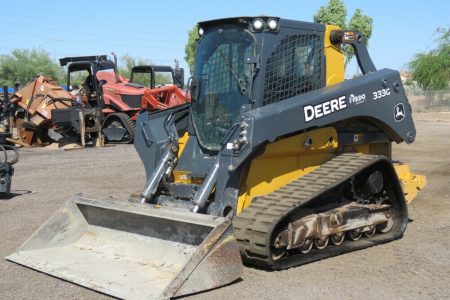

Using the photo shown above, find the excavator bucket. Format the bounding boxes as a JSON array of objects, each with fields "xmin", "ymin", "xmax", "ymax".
[{"xmin": 6, "ymin": 195, "xmax": 243, "ymax": 299}]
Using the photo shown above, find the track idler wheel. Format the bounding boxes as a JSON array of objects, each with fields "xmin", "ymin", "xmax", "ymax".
[
  {"xmin": 314, "ymin": 236, "xmax": 329, "ymax": 250},
  {"xmin": 271, "ymin": 247, "xmax": 286, "ymax": 261},
  {"xmin": 377, "ymin": 199, "xmax": 395, "ymax": 233},
  {"xmin": 330, "ymin": 233, "xmax": 345, "ymax": 246},
  {"xmin": 364, "ymin": 226, "xmax": 377, "ymax": 238},
  {"xmin": 300, "ymin": 240, "xmax": 313, "ymax": 254},
  {"xmin": 347, "ymin": 229, "xmax": 363, "ymax": 241}
]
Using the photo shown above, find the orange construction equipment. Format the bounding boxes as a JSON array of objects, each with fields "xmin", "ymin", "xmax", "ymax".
[{"xmin": 6, "ymin": 55, "xmax": 190, "ymax": 146}]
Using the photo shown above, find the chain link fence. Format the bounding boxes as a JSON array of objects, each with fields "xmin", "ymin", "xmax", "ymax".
[{"xmin": 405, "ymin": 86, "xmax": 450, "ymax": 112}]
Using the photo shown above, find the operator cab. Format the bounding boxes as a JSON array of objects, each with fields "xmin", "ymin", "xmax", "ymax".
[
  {"xmin": 191, "ymin": 17, "xmax": 325, "ymax": 151},
  {"xmin": 66, "ymin": 63, "xmax": 97, "ymax": 106},
  {"xmin": 130, "ymin": 65, "xmax": 185, "ymax": 89},
  {"xmin": 60, "ymin": 55, "xmax": 115, "ymax": 108}
]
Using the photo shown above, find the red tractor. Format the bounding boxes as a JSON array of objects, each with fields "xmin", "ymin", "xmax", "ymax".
[
  {"xmin": 129, "ymin": 63, "xmax": 189, "ymax": 112},
  {"xmin": 58, "ymin": 54, "xmax": 188, "ymax": 143}
]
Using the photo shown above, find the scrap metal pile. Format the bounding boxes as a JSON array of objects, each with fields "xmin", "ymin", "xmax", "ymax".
[{"xmin": 8, "ymin": 75, "xmax": 74, "ymax": 146}]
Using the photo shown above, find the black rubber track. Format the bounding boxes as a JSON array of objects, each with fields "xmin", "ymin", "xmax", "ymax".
[
  {"xmin": 233, "ymin": 153, "xmax": 408, "ymax": 270},
  {"xmin": 103, "ymin": 112, "xmax": 135, "ymax": 143}
]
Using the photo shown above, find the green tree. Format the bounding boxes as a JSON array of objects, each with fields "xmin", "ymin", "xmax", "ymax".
[
  {"xmin": 118, "ymin": 54, "xmax": 172, "ymax": 86},
  {"xmin": 118, "ymin": 54, "xmax": 150, "ymax": 78},
  {"xmin": 313, "ymin": 0, "xmax": 347, "ymax": 29},
  {"xmin": 0, "ymin": 48, "xmax": 63, "ymax": 86},
  {"xmin": 314, "ymin": 0, "xmax": 373, "ymax": 64},
  {"xmin": 184, "ymin": 25, "xmax": 199, "ymax": 74},
  {"xmin": 409, "ymin": 28, "xmax": 450, "ymax": 90},
  {"xmin": 347, "ymin": 9, "xmax": 373, "ymax": 62}
]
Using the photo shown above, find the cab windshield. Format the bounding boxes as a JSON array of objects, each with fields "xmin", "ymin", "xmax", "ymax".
[{"xmin": 192, "ymin": 24, "xmax": 254, "ymax": 151}]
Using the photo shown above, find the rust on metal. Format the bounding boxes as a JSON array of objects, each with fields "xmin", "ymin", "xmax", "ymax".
[{"xmin": 275, "ymin": 202, "xmax": 392, "ymax": 250}]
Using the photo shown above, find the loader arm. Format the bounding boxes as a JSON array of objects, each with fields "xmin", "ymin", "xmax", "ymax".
[
  {"xmin": 236, "ymin": 69, "xmax": 415, "ymax": 156},
  {"xmin": 330, "ymin": 30, "xmax": 377, "ymax": 74}
]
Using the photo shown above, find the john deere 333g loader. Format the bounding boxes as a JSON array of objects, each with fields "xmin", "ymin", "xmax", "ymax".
[{"xmin": 7, "ymin": 17, "xmax": 426, "ymax": 299}]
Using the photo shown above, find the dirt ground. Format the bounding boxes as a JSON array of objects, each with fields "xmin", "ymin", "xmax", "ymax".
[{"xmin": 1, "ymin": 112, "xmax": 449, "ymax": 299}]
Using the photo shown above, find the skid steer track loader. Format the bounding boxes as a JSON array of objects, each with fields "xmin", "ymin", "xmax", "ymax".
[{"xmin": 7, "ymin": 17, "xmax": 426, "ymax": 299}]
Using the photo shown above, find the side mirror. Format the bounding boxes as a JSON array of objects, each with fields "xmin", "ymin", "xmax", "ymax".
[
  {"xmin": 97, "ymin": 80, "xmax": 107, "ymax": 91},
  {"xmin": 174, "ymin": 67, "xmax": 185, "ymax": 89}
]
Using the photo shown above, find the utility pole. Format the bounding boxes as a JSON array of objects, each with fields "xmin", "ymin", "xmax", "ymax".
[{"xmin": 39, "ymin": 35, "xmax": 63, "ymax": 61}]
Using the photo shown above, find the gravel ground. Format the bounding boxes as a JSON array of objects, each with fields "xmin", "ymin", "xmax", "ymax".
[{"xmin": 1, "ymin": 112, "xmax": 449, "ymax": 299}]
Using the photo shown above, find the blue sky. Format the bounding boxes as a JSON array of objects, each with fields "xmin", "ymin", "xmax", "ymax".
[{"xmin": 1, "ymin": 0, "xmax": 449, "ymax": 77}]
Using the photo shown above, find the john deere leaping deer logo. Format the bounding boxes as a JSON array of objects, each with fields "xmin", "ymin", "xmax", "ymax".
[{"xmin": 394, "ymin": 103, "xmax": 405, "ymax": 122}]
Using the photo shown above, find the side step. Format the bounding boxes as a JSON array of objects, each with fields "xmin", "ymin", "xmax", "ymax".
[{"xmin": 6, "ymin": 195, "xmax": 242, "ymax": 299}]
